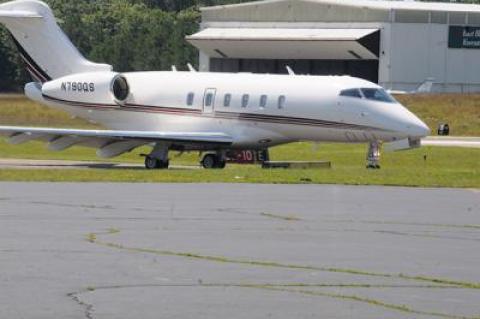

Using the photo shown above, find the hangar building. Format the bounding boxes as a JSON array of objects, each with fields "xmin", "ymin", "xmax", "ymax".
[{"xmin": 187, "ymin": 0, "xmax": 480, "ymax": 93}]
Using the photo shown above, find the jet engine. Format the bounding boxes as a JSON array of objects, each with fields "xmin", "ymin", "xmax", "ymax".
[{"xmin": 41, "ymin": 72, "xmax": 130, "ymax": 106}]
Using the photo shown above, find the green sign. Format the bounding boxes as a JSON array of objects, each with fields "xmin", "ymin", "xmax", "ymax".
[{"xmin": 449, "ymin": 26, "xmax": 480, "ymax": 49}]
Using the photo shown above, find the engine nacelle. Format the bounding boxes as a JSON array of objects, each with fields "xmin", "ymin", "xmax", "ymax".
[{"xmin": 41, "ymin": 72, "xmax": 130, "ymax": 106}]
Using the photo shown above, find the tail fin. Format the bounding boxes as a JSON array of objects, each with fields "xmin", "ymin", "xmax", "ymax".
[
  {"xmin": 415, "ymin": 78, "xmax": 435, "ymax": 94},
  {"xmin": 0, "ymin": 0, "xmax": 111, "ymax": 83}
]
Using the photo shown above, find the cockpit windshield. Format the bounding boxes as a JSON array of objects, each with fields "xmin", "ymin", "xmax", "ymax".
[
  {"xmin": 339, "ymin": 88, "xmax": 397, "ymax": 103},
  {"xmin": 360, "ymin": 88, "xmax": 396, "ymax": 103}
]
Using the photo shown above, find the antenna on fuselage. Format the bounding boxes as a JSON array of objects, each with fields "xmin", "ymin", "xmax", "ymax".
[
  {"xmin": 286, "ymin": 65, "xmax": 295, "ymax": 76},
  {"xmin": 171, "ymin": 65, "xmax": 178, "ymax": 72},
  {"xmin": 187, "ymin": 63, "xmax": 197, "ymax": 72}
]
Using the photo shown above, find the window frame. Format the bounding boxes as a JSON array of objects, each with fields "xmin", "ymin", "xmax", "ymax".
[
  {"xmin": 360, "ymin": 88, "xmax": 396, "ymax": 103},
  {"xmin": 205, "ymin": 92, "xmax": 214, "ymax": 107},
  {"xmin": 339, "ymin": 88, "xmax": 363, "ymax": 99},
  {"xmin": 259, "ymin": 95, "xmax": 268, "ymax": 109},
  {"xmin": 278, "ymin": 95, "xmax": 286, "ymax": 109},
  {"xmin": 186, "ymin": 92, "xmax": 195, "ymax": 106},
  {"xmin": 241, "ymin": 94, "xmax": 250, "ymax": 108},
  {"xmin": 224, "ymin": 93, "xmax": 232, "ymax": 107}
]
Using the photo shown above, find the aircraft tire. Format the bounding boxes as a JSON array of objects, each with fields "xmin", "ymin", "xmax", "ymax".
[
  {"xmin": 145, "ymin": 156, "xmax": 158, "ymax": 170},
  {"xmin": 201, "ymin": 154, "xmax": 217, "ymax": 169},
  {"xmin": 216, "ymin": 160, "xmax": 226, "ymax": 169},
  {"xmin": 145, "ymin": 156, "xmax": 169, "ymax": 170},
  {"xmin": 156, "ymin": 160, "xmax": 169, "ymax": 169}
]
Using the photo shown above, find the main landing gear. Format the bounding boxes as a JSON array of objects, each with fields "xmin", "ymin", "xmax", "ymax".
[
  {"xmin": 201, "ymin": 152, "xmax": 226, "ymax": 169},
  {"xmin": 144, "ymin": 143, "xmax": 169, "ymax": 170},
  {"xmin": 366, "ymin": 141, "xmax": 381, "ymax": 169}
]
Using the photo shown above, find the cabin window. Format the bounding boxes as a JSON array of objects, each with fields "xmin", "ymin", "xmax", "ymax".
[
  {"xmin": 205, "ymin": 93, "xmax": 214, "ymax": 107},
  {"xmin": 224, "ymin": 94, "xmax": 231, "ymax": 107},
  {"xmin": 339, "ymin": 89, "xmax": 362, "ymax": 98},
  {"xmin": 242, "ymin": 94, "xmax": 249, "ymax": 108},
  {"xmin": 186, "ymin": 92, "xmax": 195, "ymax": 106},
  {"xmin": 278, "ymin": 95, "xmax": 286, "ymax": 109},
  {"xmin": 260, "ymin": 95, "xmax": 268, "ymax": 108}
]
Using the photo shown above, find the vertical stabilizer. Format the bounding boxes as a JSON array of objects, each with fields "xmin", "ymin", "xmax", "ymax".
[
  {"xmin": 415, "ymin": 78, "xmax": 435, "ymax": 94},
  {"xmin": 0, "ymin": 0, "xmax": 112, "ymax": 82}
]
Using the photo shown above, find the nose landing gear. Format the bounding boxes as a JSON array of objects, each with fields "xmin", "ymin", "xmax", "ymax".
[{"xmin": 366, "ymin": 141, "xmax": 381, "ymax": 169}]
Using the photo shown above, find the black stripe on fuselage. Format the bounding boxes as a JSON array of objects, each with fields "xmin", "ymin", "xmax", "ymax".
[
  {"xmin": 41, "ymin": 94, "xmax": 384, "ymax": 131},
  {"xmin": 9, "ymin": 33, "xmax": 52, "ymax": 83}
]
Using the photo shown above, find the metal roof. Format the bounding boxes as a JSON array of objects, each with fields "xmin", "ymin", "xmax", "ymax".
[
  {"xmin": 187, "ymin": 28, "xmax": 378, "ymax": 41},
  {"xmin": 187, "ymin": 28, "xmax": 380, "ymax": 60},
  {"xmin": 201, "ymin": 0, "xmax": 480, "ymax": 14}
]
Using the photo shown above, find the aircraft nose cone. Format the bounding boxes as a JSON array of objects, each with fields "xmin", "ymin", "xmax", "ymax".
[{"xmin": 407, "ymin": 118, "xmax": 430, "ymax": 138}]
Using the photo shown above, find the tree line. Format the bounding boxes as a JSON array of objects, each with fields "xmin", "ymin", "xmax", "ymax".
[
  {"xmin": 0, "ymin": 0, "xmax": 253, "ymax": 92},
  {"xmin": 0, "ymin": 0, "xmax": 479, "ymax": 91}
]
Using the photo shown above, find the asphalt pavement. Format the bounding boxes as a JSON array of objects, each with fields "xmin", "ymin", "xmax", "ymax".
[{"xmin": 0, "ymin": 183, "xmax": 479, "ymax": 319}]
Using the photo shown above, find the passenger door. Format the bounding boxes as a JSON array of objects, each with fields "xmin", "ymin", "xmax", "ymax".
[{"xmin": 203, "ymin": 88, "xmax": 216, "ymax": 114}]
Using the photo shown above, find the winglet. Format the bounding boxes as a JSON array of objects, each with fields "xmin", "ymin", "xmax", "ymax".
[
  {"xmin": 415, "ymin": 78, "xmax": 435, "ymax": 93},
  {"xmin": 187, "ymin": 63, "xmax": 197, "ymax": 72},
  {"xmin": 171, "ymin": 65, "xmax": 178, "ymax": 72},
  {"xmin": 286, "ymin": 66, "xmax": 295, "ymax": 76}
]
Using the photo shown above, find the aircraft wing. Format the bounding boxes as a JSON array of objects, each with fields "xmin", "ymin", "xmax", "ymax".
[
  {"xmin": 388, "ymin": 90, "xmax": 407, "ymax": 95},
  {"xmin": 0, "ymin": 126, "xmax": 233, "ymax": 158}
]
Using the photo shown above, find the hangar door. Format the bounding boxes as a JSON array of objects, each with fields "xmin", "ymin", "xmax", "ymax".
[{"xmin": 187, "ymin": 28, "xmax": 380, "ymax": 83}]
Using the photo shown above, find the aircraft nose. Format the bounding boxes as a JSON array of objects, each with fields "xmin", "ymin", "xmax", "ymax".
[{"xmin": 406, "ymin": 116, "xmax": 430, "ymax": 138}]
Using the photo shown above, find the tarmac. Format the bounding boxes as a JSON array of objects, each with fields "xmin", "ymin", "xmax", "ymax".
[
  {"xmin": 0, "ymin": 183, "xmax": 479, "ymax": 319},
  {"xmin": 0, "ymin": 158, "xmax": 198, "ymax": 170},
  {"xmin": 422, "ymin": 136, "xmax": 480, "ymax": 148}
]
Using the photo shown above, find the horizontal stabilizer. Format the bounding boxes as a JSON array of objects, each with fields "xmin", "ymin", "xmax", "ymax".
[{"xmin": 0, "ymin": 0, "xmax": 112, "ymax": 82}]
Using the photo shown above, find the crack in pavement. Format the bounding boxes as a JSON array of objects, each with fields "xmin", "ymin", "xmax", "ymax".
[
  {"xmin": 7, "ymin": 200, "xmax": 116, "ymax": 211},
  {"xmin": 87, "ymin": 229, "xmax": 480, "ymax": 289},
  {"xmin": 80, "ymin": 228, "xmax": 480, "ymax": 319},
  {"xmin": 67, "ymin": 282, "xmax": 477, "ymax": 319},
  {"xmin": 324, "ymin": 219, "xmax": 480, "ymax": 230},
  {"xmin": 252, "ymin": 285, "xmax": 480, "ymax": 319},
  {"xmin": 67, "ymin": 290, "xmax": 95, "ymax": 319}
]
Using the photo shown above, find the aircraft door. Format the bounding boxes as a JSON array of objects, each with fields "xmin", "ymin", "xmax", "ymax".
[{"xmin": 203, "ymin": 88, "xmax": 216, "ymax": 113}]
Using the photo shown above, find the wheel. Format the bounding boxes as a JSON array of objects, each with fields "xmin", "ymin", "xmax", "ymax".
[
  {"xmin": 158, "ymin": 160, "xmax": 169, "ymax": 169},
  {"xmin": 145, "ymin": 156, "xmax": 158, "ymax": 170},
  {"xmin": 201, "ymin": 154, "xmax": 217, "ymax": 169},
  {"xmin": 145, "ymin": 157, "xmax": 169, "ymax": 170},
  {"xmin": 216, "ymin": 160, "xmax": 226, "ymax": 169}
]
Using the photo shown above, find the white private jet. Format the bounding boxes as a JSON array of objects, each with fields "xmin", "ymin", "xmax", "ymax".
[{"xmin": 0, "ymin": 0, "xmax": 430, "ymax": 169}]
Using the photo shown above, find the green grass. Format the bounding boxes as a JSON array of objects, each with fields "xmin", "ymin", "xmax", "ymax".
[
  {"xmin": 395, "ymin": 94, "xmax": 480, "ymax": 136},
  {"xmin": 0, "ymin": 143, "xmax": 478, "ymax": 187},
  {"xmin": 0, "ymin": 95, "xmax": 479, "ymax": 187},
  {"xmin": 0, "ymin": 95, "xmax": 99, "ymax": 128}
]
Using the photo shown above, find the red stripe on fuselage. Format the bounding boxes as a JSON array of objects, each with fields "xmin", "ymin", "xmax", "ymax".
[{"xmin": 41, "ymin": 94, "xmax": 382, "ymax": 131}]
